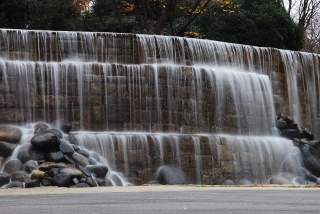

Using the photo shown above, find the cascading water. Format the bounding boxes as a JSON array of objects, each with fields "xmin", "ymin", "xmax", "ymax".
[{"xmin": 0, "ymin": 29, "xmax": 319, "ymax": 186}]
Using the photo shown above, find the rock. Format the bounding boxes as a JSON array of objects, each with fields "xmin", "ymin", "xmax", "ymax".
[
  {"xmin": 31, "ymin": 130, "xmax": 61, "ymax": 152},
  {"xmin": 279, "ymin": 172, "xmax": 295, "ymax": 181},
  {"xmin": 77, "ymin": 165, "xmax": 92, "ymax": 177},
  {"xmin": 25, "ymin": 179, "xmax": 41, "ymax": 188},
  {"xmin": 59, "ymin": 140, "xmax": 74, "ymax": 155},
  {"xmin": 30, "ymin": 170, "xmax": 46, "ymax": 180},
  {"xmin": 53, "ymin": 173, "xmax": 71, "ymax": 187},
  {"xmin": 276, "ymin": 118, "xmax": 288, "ymax": 130},
  {"xmin": 156, "ymin": 166, "xmax": 187, "ymax": 185},
  {"xmin": 41, "ymin": 176, "xmax": 52, "ymax": 186},
  {"xmin": 280, "ymin": 129, "xmax": 300, "ymax": 140},
  {"xmin": 47, "ymin": 129, "xmax": 63, "ymax": 139},
  {"xmin": 17, "ymin": 143, "xmax": 32, "ymax": 163},
  {"xmin": 71, "ymin": 144, "xmax": 80, "ymax": 151},
  {"xmin": 34, "ymin": 123, "xmax": 49, "ymax": 134},
  {"xmin": 0, "ymin": 141, "xmax": 17, "ymax": 158},
  {"xmin": 220, "ymin": 179, "xmax": 235, "ymax": 185},
  {"xmin": 70, "ymin": 183, "xmax": 90, "ymax": 188},
  {"xmin": 86, "ymin": 177, "xmax": 98, "ymax": 187},
  {"xmin": 269, "ymin": 176, "xmax": 292, "ymax": 185},
  {"xmin": 288, "ymin": 122, "xmax": 298, "ymax": 130},
  {"xmin": 301, "ymin": 127, "xmax": 314, "ymax": 140},
  {"xmin": 71, "ymin": 152, "xmax": 89, "ymax": 167},
  {"xmin": 3, "ymin": 159, "xmax": 23, "ymax": 174},
  {"xmin": 46, "ymin": 168, "xmax": 60, "ymax": 178},
  {"xmin": 299, "ymin": 144, "xmax": 320, "ymax": 177},
  {"xmin": 68, "ymin": 134, "xmax": 77, "ymax": 144},
  {"xmin": 38, "ymin": 162, "xmax": 67, "ymax": 171},
  {"xmin": 23, "ymin": 160, "xmax": 38, "ymax": 173},
  {"xmin": 60, "ymin": 167, "xmax": 83, "ymax": 178},
  {"xmin": 0, "ymin": 172, "xmax": 10, "ymax": 187},
  {"xmin": 72, "ymin": 178, "xmax": 79, "ymax": 185},
  {"xmin": 237, "ymin": 179, "xmax": 252, "ymax": 185},
  {"xmin": 77, "ymin": 149, "xmax": 90, "ymax": 158},
  {"xmin": 6, "ymin": 181, "xmax": 24, "ymax": 188},
  {"xmin": 86, "ymin": 165, "xmax": 108, "ymax": 178},
  {"xmin": 47, "ymin": 151, "xmax": 64, "ymax": 162},
  {"xmin": 52, "ymin": 120, "xmax": 72, "ymax": 134},
  {"xmin": 0, "ymin": 125, "xmax": 22, "ymax": 143},
  {"xmin": 293, "ymin": 177, "xmax": 305, "ymax": 185},
  {"xmin": 277, "ymin": 113, "xmax": 287, "ymax": 121},
  {"xmin": 88, "ymin": 157, "xmax": 98, "ymax": 165},
  {"xmin": 90, "ymin": 152, "xmax": 101, "ymax": 162},
  {"xmin": 10, "ymin": 171, "xmax": 29, "ymax": 182},
  {"xmin": 96, "ymin": 178, "xmax": 113, "ymax": 187}
]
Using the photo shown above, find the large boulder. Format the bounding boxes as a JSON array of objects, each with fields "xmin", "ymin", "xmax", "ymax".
[
  {"xmin": 46, "ymin": 129, "xmax": 63, "ymax": 139},
  {"xmin": 30, "ymin": 170, "xmax": 46, "ymax": 180},
  {"xmin": 6, "ymin": 181, "xmax": 24, "ymax": 188},
  {"xmin": 47, "ymin": 151, "xmax": 64, "ymax": 162},
  {"xmin": 71, "ymin": 152, "xmax": 89, "ymax": 167},
  {"xmin": 3, "ymin": 159, "xmax": 23, "ymax": 174},
  {"xmin": 0, "ymin": 141, "xmax": 18, "ymax": 158},
  {"xmin": 156, "ymin": 166, "xmax": 187, "ymax": 185},
  {"xmin": 53, "ymin": 173, "xmax": 71, "ymax": 187},
  {"xmin": 86, "ymin": 165, "xmax": 108, "ymax": 178},
  {"xmin": 31, "ymin": 130, "xmax": 61, "ymax": 152},
  {"xmin": 25, "ymin": 179, "xmax": 41, "ymax": 188},
  {"xmin": 280, "ymin": 129, "xmax": 300, "ymax": 140},
  {"xmin": 0, "ymin": 126, "xmax": 22, "ymax": 143},
  {"xmin": 269, "ymin": 176, "xmax": 292, "ymax": 185},
  {"xmin": 38, "ymin": 162, "xmax": 67, "ymax": 171},
  {"xmin": 68, "ymin": 134, "xmax": 77, "ymax": 144},
  {"xmin": 10, "ymin": 171, "xmax": 29, "ymax": 182},
  {"xmin": 17, "ymin": 143, "xmax": 46, "ymax": 163}
]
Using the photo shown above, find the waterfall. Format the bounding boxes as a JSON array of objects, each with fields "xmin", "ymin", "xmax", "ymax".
[{"xmin": 0, "ymin": 29, "xmax": 319, "ymax": 185}]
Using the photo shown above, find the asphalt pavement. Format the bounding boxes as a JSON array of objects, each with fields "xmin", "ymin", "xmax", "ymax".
[{"xmin": 0, "ymin": 186, "xmax": 319, "ymax": 213}]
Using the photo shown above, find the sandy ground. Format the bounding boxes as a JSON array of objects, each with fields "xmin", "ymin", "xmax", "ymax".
[{"xmin": 0, "ymin": 185, "xmax": 319, "ymax": 196}]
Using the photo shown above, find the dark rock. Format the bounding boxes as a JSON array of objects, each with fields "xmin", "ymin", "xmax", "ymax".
[
  {"xmin": 77, "ymin": 165, "xmax": 92, "ymax": 177},
  {"xmin": 17, "ymin": 143, "xmax": 32, "ymax": 163},
  {"xmin": 3, "ymin": 159, "xmax": 23, "ymax": 174},
  {"xmin": 46, "ymin": 168, "xmax": 60, "ymax": 178},
  {"xmin": 72, "ymin": 178, "xmax": 79, "ymax": 185},
  {"xmin": 156, "ymin": 165, "xmax": 187, "ymax": 185},
  {"xmin": 276, "ymin": 119, "xmax": 288, "ymax": 130},
  {"xmin": 53, "ymin": 173, "xmax": 71, "ymax": 187},
  {"xmin": 280, "ymin": 129, "xmax": 300, "ymax": 140},
  {"xmin": 288, "ymin": 122, "xmax": 298, "ymax": 130},
  {"xmin": 0, "ymin": 125, "xmax": 22, "ymax": 143},
  {"xmin": 78, "ymin": 149, "xmax": 90, "ymax": 158},
  {"xmin": 23, "ymin": 160, "xmax": 38, "ymax": 173},
  {"xmin": 47, "ymin": 151, "xmax": 64, "ymax": 162},
  {"xmin": 80, "ymin": 178, "xmax": 87, "ymax": 183},
  {"xmin": 86, "ymin": 177, "xmax": 98, "ymax": 187},
  {"xmin": 6, "ymin": 181, "xmax": 24, "ymax": 188},
  {"xmin": 71, "ymin": 152, "xmax": 89, "ymax": 167},
  {"xmin": 52, "ymin": 120, "xmax": 72, "ymax": 134},
  {"xmin": 88, "ymin": 157, "xmax": 98, "ymax": 165},
  {"xmin": 34, "ymin": 123, "xmax": 49, "ymax": 134},
  {"xmin": 41, "ymin": 176, "xmax": 52, "ymax": 186},
  {"xmin": 63, "ymin": 155, "xmax": 76, "ymax": 165},
  {"xmin": 47, "ymin": 129, "xmax": 63, "ymax": 139},
  {"xmin": 0, "ymin": 141, "xmax": 17, "ymax": 158},
  {"xmin": 284, "ymin": 116, "xmax": 294, "ymax": 124},
  {"xmin": 269, "ymin": 176, "xmax": 292, "ymax": 185},
  {"xmin": 96, "ymin": 178, "xmax": 113, "ymax": 187},
  {"xmin": 60, "ymin": 167, "xmax": 83, "ymax": 178},
  {"xmin": 71, "ymin": 144, "xmax": 80, "ymax": 151},
  {"xmin": 25, "ymin": 179, "xmax": 41, "ymax": 188},
  {"xmin": 301, "ymin": 127, "xmax": 314, "ymax": 140},
  {"xmin": 0, "ymin": 172, "xmax": 10, "ymax": 187},
  {"xmin": 86, "ymin": 165, "xmax": 108, "ymax": 178},
  {"xmin": 10, "ymin": 171, "xmax": 29, "ymax": 182},
  {"xmin": 90, "ymin": 152, "xmax": 101, "ymax": 162},
  {"xmin": 299, "ymin": 144, "xmax": 320, "ymax": 177},
  {"xmin": 70, "ymin": 183, "xmax": 90, "ymax": 188},
  {"xmin": 68, "ymin": 134, "xmax": 77, "ymax": 144},
  {"xmin": 277, "ymin": 113, "xmax": 287, "ymax": 120},
  {"xmin": 31, "ymin": 130, "xmax": 61, "ymax": 152},
  {"xmin": 59, "ymin": 140, "xmax": 74, "ymax": 155}
]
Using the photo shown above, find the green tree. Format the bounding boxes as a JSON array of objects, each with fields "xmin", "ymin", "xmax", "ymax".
[
  {"xmin": 0, "ymin": 0, "xmax": 28, "ymax": 29},
  {"xmin": 194, "ymin": 0, "xmax": 303, "ymax": 50}
]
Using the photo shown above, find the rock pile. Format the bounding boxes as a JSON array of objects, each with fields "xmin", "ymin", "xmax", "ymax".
[{"xmin": 0, "ymin": 121, "xmax": 111, "ymax": 188}]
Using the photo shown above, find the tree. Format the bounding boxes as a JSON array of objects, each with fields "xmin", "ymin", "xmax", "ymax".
[
  {"xmin": 194, "ymin": 0, "xmax": 303, "ymax": 50},
  {"xmin": 0, "ymin": 0, "xmax": 28, "ymax": 29}
]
